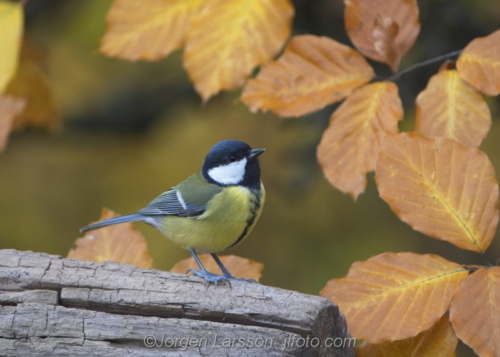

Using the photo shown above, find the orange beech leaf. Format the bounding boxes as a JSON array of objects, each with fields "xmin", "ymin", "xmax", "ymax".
[
  {"xmin": 5, "ymin": 59, "xmax": 59, "ymax": 131},
  {"xmin": 371, "ymin": 16, "xmax": 400, "ymax": 73},
  {"xmin": 457, "ymin": 30, "xmax": 500, "ymax": 96},
  {"xmin": 357, "ymin": 315, "xmax": 458, "ymax": 357},
  {"xmin": 100, "ymin": 0, "xmax": 205, "ymax": 61},
  {"xmin": 242, "ymin": 35, "xmax": 374, "ymax": 117},
  {"xmin": 450, "ymin": 267, "xmax": 500, "ymax": 357},
  {"xmin": 68, "ymin": 208, "xmax": 154, "ymax": 269},
  {"xmin": 317, "ymin": 81, "xmax": 402, "ymax": 200},
  {"xmin": 439, "ymin": 60, "xmax": 456, "ymax": 72},
  {"xmin": 0, "ymin": 95, "xmax": 25, "ymax": 152},
  {"xmin": 415, "ymin": 69, "xmax": 490, "ymax": 147},
  {"xmin": 320, "ymin": 252, "xmax": 468, "ymax": 343},
  {"xmin": 0, "ymin": 0, "xmax": 23, "ymax": 91},
  {"xmin": 184, "ymin": 0, "xmax": 294, "ymax": 101},
  {"xmin": 171, "ymin": 255, "xmax": 263, "ymax": 282},
  {"xmin": 376, "ymin": 133, "xmax": 499, "ymax": 252},
  {"xmin": 345, "ymin": 0, "xmax": 420, "ymax": 72}
]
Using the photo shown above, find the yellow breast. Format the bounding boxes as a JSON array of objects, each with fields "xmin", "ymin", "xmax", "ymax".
[{"xmin": 158, "ymin": 183, "xmax": 265, "ymax": 253}]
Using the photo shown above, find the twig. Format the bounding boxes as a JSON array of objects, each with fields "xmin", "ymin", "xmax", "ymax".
[
  {"xmin": 480, "ymin": 252, "xmax": 493, "ymax": 267},
  {"xmin": 386, "ymin": 50, "xmax": 462, "ymax": 82}
]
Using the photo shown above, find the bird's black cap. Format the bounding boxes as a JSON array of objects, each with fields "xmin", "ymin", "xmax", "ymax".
[{"xmin": 202, "ymin": 140, "xmax": 264, "ymax": 190}]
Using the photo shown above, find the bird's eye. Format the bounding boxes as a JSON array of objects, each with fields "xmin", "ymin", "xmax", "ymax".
[{"xmin": 228, "ymin": 156, "xmax": 237, "ymax": 162}]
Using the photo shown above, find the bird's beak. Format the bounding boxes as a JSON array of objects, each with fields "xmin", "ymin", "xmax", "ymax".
[{"xmin": 248, "ymin": 148, "xmax": 265, "ymax": 159}]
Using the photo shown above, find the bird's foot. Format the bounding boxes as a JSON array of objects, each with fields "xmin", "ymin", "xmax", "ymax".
[
  {"xmin": 224, "ymin": 275, "xmax": 256, "ymax": 283},
  {"xmin": 187, "ymin": 269, "xmax": 230, "ymax": 285}
]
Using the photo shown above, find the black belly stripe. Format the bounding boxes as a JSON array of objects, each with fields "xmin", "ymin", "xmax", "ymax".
[{"xmin": 227, "ymin": 189, "xmax": 261, "ymax": 249}]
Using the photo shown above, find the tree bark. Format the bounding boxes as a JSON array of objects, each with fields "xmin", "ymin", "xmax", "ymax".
[{"xmin": 0, "ymin": 249, "xmax": 355, "ymax": 356}]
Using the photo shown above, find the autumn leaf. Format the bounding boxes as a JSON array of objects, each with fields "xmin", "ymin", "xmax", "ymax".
[
  {"xmin": 0, "ymin": 0, "xmax": 23, "ymax": 92},
  {"xmin": 344, "ymin": 0, "xmax": 420, "ymax": 72},
  {"xmin": 376, "ymin": 133, "xmax": 499, "ymax": 252},
  {"xmin": 0, "ymin": 95, "xmax": 25, "ymax": 151},
  {"xmin": 371, "ymin": 16, "xmax": 400, "ymax": 72},
  {"xmin": 68, "ymin": 208, "xmax": 154, "ymax": 269},
  {"xmin": 5, "ymin": 59, "xmax": 58, "ymax": 131},
  {"xmin": 184, "ymin": 0, "xmax": 294, "ymax": 101},
  {"xmin": 457, "ymin": 29, "xmax": 500, "ymax": 96},
  {"xmin": 357, "ymin": 315, "xmax": 458, "ymax": 357},
  {"xmin": 242, "ymin": 35, "xmax": 374, "ymax": 117},
  {"xmin": 100, "ymin": 0, "xmax": 205, "ymax": 61},
  {"xmin": 320, "ymin": 252, "xmax": 468, "ymax": 343},
  {"xmin": 317, "ymin": 81, "xmax": 402, "ymax": 199},
  {"xmin": 450, "ymin": 267, "xmax": 500, "ymax": 357},
  {"xmin": 415, "ymin": 69, "xmax": 491, "ymax": 147},
  {"xmin": 171, "ymin": 254, "xmax": 263, "ymax": 282}
]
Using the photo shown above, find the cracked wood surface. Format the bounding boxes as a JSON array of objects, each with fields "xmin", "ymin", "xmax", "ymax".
[{"xmin": 0, "ymin": 250, "xmax": 355, "ymax": 356}]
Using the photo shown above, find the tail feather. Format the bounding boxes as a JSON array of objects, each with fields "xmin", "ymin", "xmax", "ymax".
[{"xmin": 79, "ymin": 214, "xmax": 144, "ymax": 233}]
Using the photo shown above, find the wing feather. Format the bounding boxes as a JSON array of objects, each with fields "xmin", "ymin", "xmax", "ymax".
[{"xmin": 137, "ymin": 189, "xmax": 205, "ymax": 217}]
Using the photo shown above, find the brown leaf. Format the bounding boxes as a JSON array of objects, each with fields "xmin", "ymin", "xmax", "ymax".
[
  {"xmin": 68, "ymin": 208, "xmax": 154, "ymax": 269},
  {"xmin": 242, "ymin": 35, "xmax": 374, "ymax": 117},
  {"xmin": 457, "ymin": 29, "xmax": 500, "ymax": 96},
  {"xmin": 184, "ymin": 0, "xmax": 294, "ymax": 101},
  {"xmin": 450, "ymin": 267, "xmax": 500, "ymax": 357},
  {"xmin": 0, "ymin": 95, "xmax": 26, "ymax": 152},
  {"xmin": 357, "ymin": 315, "xmax": 458, "ymax": 357},
  {"xmin": 415, "ymin": 69, "xmax": 491, "ymax": 147},
  {"xmin": 345, "ymin": 0, "xmax": 420, "ymax": 72},
  {"xmin": 372, "ymin": 16, "xmax": 400, "ymax": 72},
  {"xmin": 439, "ymin": 60, "xmax": 456, "ymax": 72},
  {"xmin": 376, "ymin": 133, "xmax": 499, "ymax": 253},
  {"xmin": 100, "ymin": 0, "xmax": 205, "ymax": 61},
  {"xmin": 5, "ymin": 59, "xmax": 59, "ymax": 131},
  {"xmin": 317, "ymin": 81, "xmax": 402, "ymax": 199},
  {"xmin": 320, "ymin": 252, "xmax": 468, "ymax": 343},
  {"xmin": 0, "ymin": 0, "xmax": 23, "ymax": 91},
  {"xmin": 171, "ymin": 254, "xmax": 263, "ymax": 282}
]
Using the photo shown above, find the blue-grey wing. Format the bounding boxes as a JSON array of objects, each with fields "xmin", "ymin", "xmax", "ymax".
[{"xmin": 137, "ymin": 189, "xmax": 205, "ymax": 217}]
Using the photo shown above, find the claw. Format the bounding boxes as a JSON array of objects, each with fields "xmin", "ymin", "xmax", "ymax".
[
  {"xmin": 187, "ymin": 269, "xmax": 230, "ymax": 285},
  {"xmin": 238, "ymin": 278, "xmax": 257, "ymax": 283},
  {"xmin": 223, "ymin": 275, "xmax": 256, "ymax": 283}
]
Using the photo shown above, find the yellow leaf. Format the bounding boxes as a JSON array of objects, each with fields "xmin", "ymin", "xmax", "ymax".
[
  {"xmin": 171, "ymin": 255, "xmax": 263, "ymax": 282},
  {"xmin": 5, "ymin": 59, "xmax": 58, "ymax": 131},
  {"xmin": 317, "ymin": 82, "xmax": 402, "ymax": 199},
  {"xmin": 376, "ymin": 133, "xmax": 499, "ymax": 252},
  {"xmin": 0, "ymin": 94, "xmax": 25, "ymax": 152},
  {"xmin": 450, "ymin": 267, "xmax": 500, "ymax": 357},
  {"xmin": 184, "ymin": 0, "xmax": 294, "ymax": 101},
  {"xmin": 415, "ymin": 69, "xmax": 491, "ymax": 147},
  {"xmin": 100, "ymin": 0, "xmax": 205, "ymax": 61},
  {"xmin": 320, "ymin": 252, "xmax": 468, "ymax": 343},
  {"xmin": 68, "ymin": 208, "xmax": 154, "ymax": 269},
  {"xmin": 457, "ymin": 29, "xmax": 500, "ymax": 96},
  {"xmin": 345, "ymin": 0, "xmax": 420, "ymax": 72},
  {"xmin": 242, "ymin": 35, "xmax": 374, "ymax": 117},
  {"xmin": 0, "ymin": 0, "xmax": 23, "ymax": 92},
  {"xmin": 357, "ymin": 315, "xmax": 458, "ymax": 357}
]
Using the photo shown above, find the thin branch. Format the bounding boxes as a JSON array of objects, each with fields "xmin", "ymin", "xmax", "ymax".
[
  {"xmin": 385, "ymin": 50, "xmax": 462, "ymax": 82},
  {"xmin": 480, "ymin": 252, "xmax": 493, "ymax": 267}
]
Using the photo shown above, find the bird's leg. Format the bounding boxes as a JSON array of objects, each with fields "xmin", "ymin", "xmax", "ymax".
[
  {"xmin": 211, "ymin": 254, "xmax": 256, "ymax": 283},
  {"xmin": 186, "ymin": 249, "xmax": 229, "ymax": 285}
]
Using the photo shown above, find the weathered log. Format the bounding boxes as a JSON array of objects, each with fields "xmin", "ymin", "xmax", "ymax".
[{"xmin": 0, "ymin": 249, "xmax": 355, "ymax": 356}]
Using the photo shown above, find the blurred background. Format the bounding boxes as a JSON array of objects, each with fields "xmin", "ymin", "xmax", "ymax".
[{"xmin": 1, "ymin": 0, "xmax": 499, "ymax": 314}]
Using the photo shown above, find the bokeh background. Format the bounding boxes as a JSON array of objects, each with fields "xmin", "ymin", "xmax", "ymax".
[{"xmin": 1, "ymin": 0, "xmax": 499, "ymax": 325}]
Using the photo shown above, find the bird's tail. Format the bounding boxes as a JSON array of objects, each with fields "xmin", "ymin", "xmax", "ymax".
[{"xmin": 79, "ymin": 214, "xmax": 144, "ymax": 233}]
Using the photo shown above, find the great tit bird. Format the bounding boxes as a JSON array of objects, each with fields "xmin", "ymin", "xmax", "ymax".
[{"xmin": 80, "ymin": 140, "xmax": 265, "ymax": 284}]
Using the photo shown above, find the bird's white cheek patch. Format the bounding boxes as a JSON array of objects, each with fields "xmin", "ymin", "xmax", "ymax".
[{"xmin": 208, "ymin": 158, "xmax": 247, "ymax": 185}]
